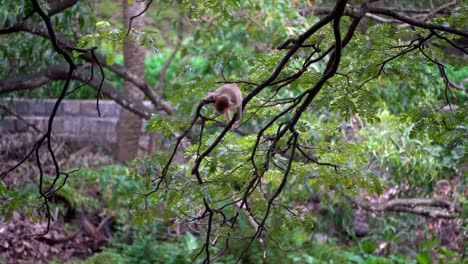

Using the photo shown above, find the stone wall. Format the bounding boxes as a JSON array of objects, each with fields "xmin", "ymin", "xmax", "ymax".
[{"xmin": 0, "ymin": 99, "xmax": 154, "ymax": 152}]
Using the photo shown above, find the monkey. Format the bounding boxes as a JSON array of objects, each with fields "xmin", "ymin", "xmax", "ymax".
[{"xmin": 202, "ymin": 83, "xmax": 243, "ymax": 123}]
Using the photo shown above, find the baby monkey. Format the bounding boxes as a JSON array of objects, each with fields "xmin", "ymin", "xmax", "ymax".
[{"xmin": 202, "ymin": 83, "xmax": 243, "ymax": 123}]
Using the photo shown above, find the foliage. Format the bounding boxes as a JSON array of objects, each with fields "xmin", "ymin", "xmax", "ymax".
[
  {"xmin": 85, "ymin": 222, "xmax": 191, "ymax": 264},
  {"xmin": 85, "ymin": 220, "xmax": 413, "ymax": 264},
  {"xmin": 361, "ymin": 110, "xmax": 463, "ymax": 190},
  {"xmin": 1, "ymin": 0, "xmax": 467, "ymax": 263},
  {"xmin": 139, "ymin": 2, "xmax": 466, "ymax": 261},
  {"xmin": 0, "ymin": 181, "xmax": 41, "ymax": 223},
  {"xmin": 58, "ymin": 165, "xmax": 139, "ymax": 210},
  {"xmin": 3, "ymin": 50, "xmax": 214, "ymax": 100},
  {"xmin": 0, "ymin": 1, "xmax": 96, "ymax": 76}
]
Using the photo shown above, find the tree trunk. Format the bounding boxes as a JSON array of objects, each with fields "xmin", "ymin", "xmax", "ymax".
[{"xmin": 115, "ymin": 1, "xmax": 146, "ymax": 163}]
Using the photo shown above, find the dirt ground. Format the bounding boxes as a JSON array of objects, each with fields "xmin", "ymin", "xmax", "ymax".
[{"xmin": 0, "ymin": 132, "xmax": 114, "ymax": 263}]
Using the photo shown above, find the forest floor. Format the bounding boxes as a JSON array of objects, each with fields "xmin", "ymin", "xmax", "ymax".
[{"xmin": 0, "ymin": 132, "xmax": 115, "ymax": 263}]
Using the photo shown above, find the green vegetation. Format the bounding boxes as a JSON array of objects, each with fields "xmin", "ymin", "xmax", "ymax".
[{"xmin": 0, "ymin": 0, "xmax": 466, "ymax": 263}]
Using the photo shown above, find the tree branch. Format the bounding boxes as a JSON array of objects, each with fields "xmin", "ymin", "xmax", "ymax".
[
  {"xmin": 47, "ymin": 0, "xmax": 80, "ymax": 16},
  {"xmin": 155, "ymin": 14, "xmax": 184, "ymax": 95},
  {"xmin": 368, "ymin": 6, "xmax": 468, "ymax": 38},
  {"xmin": 0, "ymin": 64, "xmax": 155, "ymax": 119},
  {"xmin": 9, "ymin": 23, "xmax": 174, "ymax": 114},
  {"xmin": 0, "ymin": 103, "xmax": 41, "ymax": 133},
  {"xmin": 353, "ymin": 198, "xmax": 460, "ymax": 219}
]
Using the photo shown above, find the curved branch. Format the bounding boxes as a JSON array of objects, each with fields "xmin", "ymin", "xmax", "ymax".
[
  {"xmin": 5, "ymin": 0, "xmax": 80, "ymax": 237},
  {"xmin": 47, "ymin": 0, "xmax": 80, "ymax": 16},
  {"xmin": 9, "ymin": 23, "xmax": 174, "ymax": 114},
  {"xmin": 368, "ymin": 6, "xmax": 468, "ymax": 39},
  {"xmin": 0, "ymin": 103, "xmax": 41, "ymax": 132},
  {"xmin": 155, "ymin": 14, "xmax": 184, "ymax": 95},
  {"xmin": 0, "ymin": 65, "xmax": 155, "ymax": 119},
  {"xmin": 418, "ymin": 0, "xmax": 459, "ymax": 22},
  {"xmin": 123, "ymin": 0, "xmax": 154, "ymax": 38},
  {"xmin": 0, "ymin": 0, "xmax": 78, "ymax": 34},
  {"xmin": 451, "ymin": 77, "xmax": 468, "ymax": 90},
  {"xmin": 353, "ymin": 198, "xmax": 460, "ymax": 219}
]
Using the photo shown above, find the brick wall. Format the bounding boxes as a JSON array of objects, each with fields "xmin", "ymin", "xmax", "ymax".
[{"xmin": 0, "ymin": 99, "xmax": 154, "ymax": 152}]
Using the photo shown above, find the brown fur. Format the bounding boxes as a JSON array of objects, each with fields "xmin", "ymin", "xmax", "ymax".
[
  {"xmin": 203, "ymin": 84, "xmax": 243, "ymax": 123},
  {"xmin": 214, "ymin": 94, "xmax": 232, "ymax": 113}
]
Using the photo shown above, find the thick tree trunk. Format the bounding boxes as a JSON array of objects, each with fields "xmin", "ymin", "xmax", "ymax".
[{"xmin": 115, "ymin": 1, "xmax": 146, "ymax": 163}]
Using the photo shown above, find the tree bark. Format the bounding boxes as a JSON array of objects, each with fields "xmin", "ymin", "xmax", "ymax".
[{"xmin": 115, "ymin": 0, "xmax": 146, "ymax": 163}]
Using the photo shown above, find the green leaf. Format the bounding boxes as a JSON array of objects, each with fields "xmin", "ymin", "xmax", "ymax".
[
  {"xmin": 96, "ymin": 21, "xmax": 111, "ymax": 28},
  {"xmin": 106, "ymin": 53, "xmax": 116, "ymax": 65},
  {"xmin": 415, "ymin": 251, "xmax": 432, "ymax": 264}
]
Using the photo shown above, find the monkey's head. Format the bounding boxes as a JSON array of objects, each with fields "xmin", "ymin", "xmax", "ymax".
[{"xmin": 214, "ymin": 94, "xmax": 233, "ymax": 113}]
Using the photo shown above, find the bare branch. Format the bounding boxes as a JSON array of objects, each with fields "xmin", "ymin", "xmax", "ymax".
[
  {"xmin": 0, "ymin": 103, "xmax": 41, "ymax": 133},
  {"xmin": 353, "ymin": 198, "xmax": 460, "ymax": 219},
  {"xmin": 123, "ymin": 0, "xmax": 154, "ymax": 38},
  {"xmin": 4, "ymin": 0, "xmax": 80, "ymax": 237},
  {"xmin": 0, "ymin": 64, "xmax": 155, "ymax": 119},
  {"xmin": 47, "ymin": 0, "xmax": 80, "ymax": 16},
  {"xmin": 9, "ymin": 23, "xmax": 174, "ymax": 114},
  {"xmin": 368, "ymin": 7, "xmax": 468, "ymax": 38},
  {"xmin": 418, "ymin": 0, "xmax": 459, "ymax": 22},
  {"xmin": 155, "ymin": 14, "xmax": 184, "ymax": 94}
]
